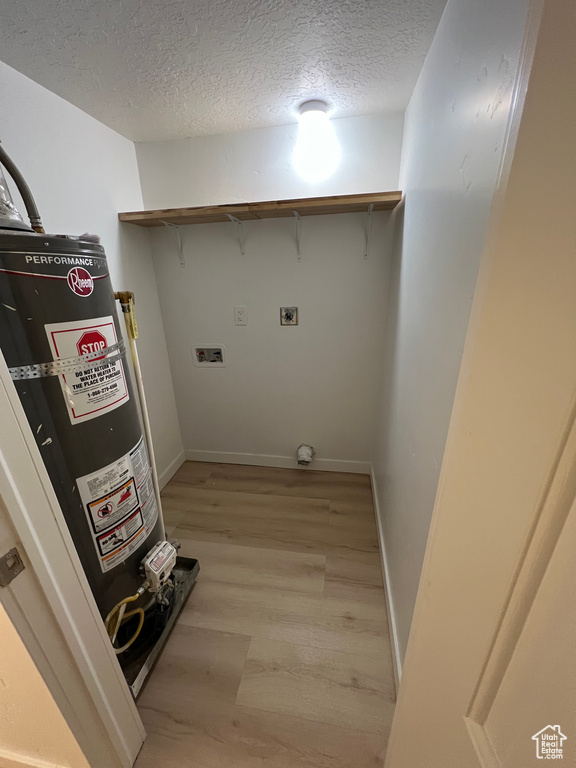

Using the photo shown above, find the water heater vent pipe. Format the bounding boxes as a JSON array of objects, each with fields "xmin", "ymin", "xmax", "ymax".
[{"xmin": 0, "ymin": 141, "xmax": 44, "ymax": 233}]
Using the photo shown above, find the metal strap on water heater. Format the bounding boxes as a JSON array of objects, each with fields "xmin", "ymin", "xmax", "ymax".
[{"xmin": 8, "ymin": 339, "xmax": 126, "ymax": 380}]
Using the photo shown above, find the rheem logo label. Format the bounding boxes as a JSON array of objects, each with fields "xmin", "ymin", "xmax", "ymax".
[{"xmin": 67, "ymin": 266, "xmax": 94, "ymax": 296}]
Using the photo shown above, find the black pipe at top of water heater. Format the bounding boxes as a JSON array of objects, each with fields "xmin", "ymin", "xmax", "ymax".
[{"xmin": 0, "ymin": 145, "xmax": 165, "ymax": 619}]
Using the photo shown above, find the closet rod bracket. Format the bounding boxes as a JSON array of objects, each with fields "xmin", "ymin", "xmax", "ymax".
[
  {"xmin": 226, "ymin": 214, "xmax": 246, "ymax": 256},
  {"xmin": 292, "ymin": 211, "xmax": 302, "ymax": 262},
  {"xmin": 364, "ymin": 203, "xmax": 374, "ymax": 260},
  {"xmin": 160, "ymin": 220, "xmax": 185, "ymax": 268}
]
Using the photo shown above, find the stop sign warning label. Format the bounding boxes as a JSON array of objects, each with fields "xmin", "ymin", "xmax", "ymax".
[
  {"xmin": 77, "ymin": 330, "xmax": 107, "ymax": 360},
  {"xmin": 45, "ymin": 315, "xmax": 129, "ymax": 424}
]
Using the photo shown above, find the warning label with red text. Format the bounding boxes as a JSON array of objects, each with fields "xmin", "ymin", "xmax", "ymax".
[
  {"xmin": 87, "ymin": 477, "xmax": 138, "ymax": 534},
  {"xmin": 45, "ymin": 315, "xmax": 129, "ymax": 425},
  {"xmin": 76, "ymin": 437, "xmax": 159, "ymax": 572},
  {"xmin": 97, "ymin": 509, "xmax": 144, "ymax": 556}
]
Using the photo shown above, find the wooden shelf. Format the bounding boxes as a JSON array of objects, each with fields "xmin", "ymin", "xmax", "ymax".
[{"xmin": 118, "ymin": 191, "xmax": 402, "ymax": 228}]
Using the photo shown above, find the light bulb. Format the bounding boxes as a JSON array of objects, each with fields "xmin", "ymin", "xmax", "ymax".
[{"xmin": 292, "ymin": 100, "xmax": 341, "ymax": 183}]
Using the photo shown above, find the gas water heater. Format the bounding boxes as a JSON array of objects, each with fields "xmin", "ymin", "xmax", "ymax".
[{"xmin": 0, "ymin": 143, "xmax": 197, "ymax": 690}]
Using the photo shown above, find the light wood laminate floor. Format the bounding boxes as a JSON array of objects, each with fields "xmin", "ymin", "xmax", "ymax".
[{"xmin": 135, "ymin": 462, "xmax": 395, "ymax": 768}]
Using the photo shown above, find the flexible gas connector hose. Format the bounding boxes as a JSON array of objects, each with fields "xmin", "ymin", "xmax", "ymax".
[
  {"xmin": 111, "ymin": 607, "xmax": 145, "ymax": 655},
  {"xmin": 105, "ymin": 582, "xmax": 149, "ymax": 655}
]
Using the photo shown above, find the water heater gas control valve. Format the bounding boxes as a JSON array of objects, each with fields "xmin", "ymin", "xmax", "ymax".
[{"xmin": 141, "ymin": 541, "xmax": 178, "ymax": 593}]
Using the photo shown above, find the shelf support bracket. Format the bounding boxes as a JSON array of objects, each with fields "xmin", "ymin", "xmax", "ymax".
[
  {"xmin": 364, "ymin": 203, "xmax": 374, "ymax": 260},
  {"xmin": 292, "ymin": 211, "xmax": 302, "ymax": 262},
  {"xmin": 226, "ymin": 214, "xmax": 245, "ymax": 256},
  {"xmin": 160, "ymin": 220, "xmax": 185, "ymax": 268}
]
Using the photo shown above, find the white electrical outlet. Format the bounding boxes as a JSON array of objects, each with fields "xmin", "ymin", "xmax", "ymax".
[{"xmin": 234, "ymin": 306, "xmax": 247, "ymax": 325}]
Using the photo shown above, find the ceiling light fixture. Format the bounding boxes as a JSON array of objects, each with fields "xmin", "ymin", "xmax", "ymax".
[{"xmin": 292, "ymin": 100, "xmax": 341, "ymax": 184}]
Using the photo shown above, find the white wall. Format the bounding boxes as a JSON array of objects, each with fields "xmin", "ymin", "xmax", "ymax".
[
  {"xmin": 138, "ymin": 112, "xmax": 402, "ymax": 471},
  {"xmin": 135, "ymin": 113, "xmax": 404, "ymax": 210},
  {"xmin": 0, "ymin": 61, "xmax": 183, "ymax": 484},
  {"xmin": 0, "ymin": 602, "xmax": 90, "ymax": 768},
  {"xmin": 372, "ymin": 0, "xmax": 533, "ymax": 665},
  {"xmin": 150, "ymin": 211, "xmax": 392, "ymax": 471}
]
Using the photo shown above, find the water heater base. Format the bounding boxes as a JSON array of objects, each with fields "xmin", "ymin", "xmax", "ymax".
[{"xmin": 120, "ymin": 555, "xmax": 200, "ymax": 698}]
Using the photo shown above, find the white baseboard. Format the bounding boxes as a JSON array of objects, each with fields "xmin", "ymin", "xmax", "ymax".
[
  {"xmin": 370, "ymin": 464, "xmax": 402, "ymax": 693},
  {"xmin": 0, "ymin": 748, "xmax": 62, "ymax": 768},
  {"xmin": 158, "ymin": 450, "xmax": 186, "ymax": 489},
  {"xmin": 183, "ymin": 449, "xmax": 371, "ymax": 475}
]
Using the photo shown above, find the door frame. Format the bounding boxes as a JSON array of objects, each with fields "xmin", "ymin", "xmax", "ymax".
[{"xmin": 0, "ymin": 350, "xmax": 145, "ymax": 768}]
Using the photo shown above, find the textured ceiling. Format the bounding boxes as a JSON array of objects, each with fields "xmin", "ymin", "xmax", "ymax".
[{"xmin": 0, "ymin": 0, "xmax": 447, "ymax": 142}]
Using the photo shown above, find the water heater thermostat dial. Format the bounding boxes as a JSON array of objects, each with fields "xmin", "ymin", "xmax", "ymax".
[{"xmin": 142, "ymin": 541, "xmax": 177, "ymax": 592}]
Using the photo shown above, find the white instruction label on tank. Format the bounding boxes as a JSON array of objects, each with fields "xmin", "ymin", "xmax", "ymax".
[
  {"xmin": 76, "ymin": 437, "xmax": 159, "ymax": 572},
  {"xmin": 45, "ymin": 315, "xmax": 129, "ymax": 425}
]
